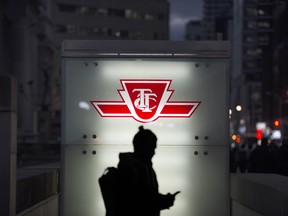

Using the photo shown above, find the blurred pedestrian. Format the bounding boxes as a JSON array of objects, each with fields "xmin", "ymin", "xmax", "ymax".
[
  {"xmin": 230, "ymin": 143, "xmax": 239, "ymax": 173},
  {"xmin": 274, "ymin": 137, "xmax": 288, "ymax": 176},
  {"xmin": 248, "ymin": 137, "xmax": 274, "ymax": 173},
  {"xmin": 238, "ymin": 143, "xmax": 248, "ymax": 173}
]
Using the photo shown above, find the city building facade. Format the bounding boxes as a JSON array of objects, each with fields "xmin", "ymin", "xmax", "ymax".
[
  {"xmin": 273, "ymin": 0, "xmax": 288, "ymax": 135},
  {"xmin": 202, "ymin": 0, "xmax": 233, "ymax": 40},
  {"xmin": 0, "ymin": 0, "xmax": 55, "ymax": 143},
  {"xmin": 1, "ymin": 0, "xmax": 170, "ymax": 147},
  {"xmin": 48, "ymin": 0, "xmax": 169, "ymax": 43},
  {"xmin": 231, "ymin": 0, "xmax": 288, "ymax": 138},
  {"xmin": 185, "ymin": 19, "xmax": 202, "ymax": 40}
]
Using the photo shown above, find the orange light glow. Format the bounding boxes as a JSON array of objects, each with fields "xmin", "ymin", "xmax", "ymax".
[{"xmin": 274, "ymin": 120, "xmax": 280, "ymax": 127}]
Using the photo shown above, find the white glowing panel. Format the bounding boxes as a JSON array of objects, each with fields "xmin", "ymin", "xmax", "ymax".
[
  {"xmin": 62, "ymin": 58, "xmax": 228, "ymax": 146},
  {"xmin": 61, "ymin": 41, "xmax": 229, "ymax": 216},
  {"xmin": 61, "ymin": 145, "xmax": 229, "ymax": 216}
]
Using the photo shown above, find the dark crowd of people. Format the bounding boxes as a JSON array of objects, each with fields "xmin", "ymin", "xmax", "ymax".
[{"xmin": 230, "ymin": 136, "xmax": 288, "ymax": 176}]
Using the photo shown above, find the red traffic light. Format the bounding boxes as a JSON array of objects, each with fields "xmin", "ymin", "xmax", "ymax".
[
  {"xmin": 274, "ymin": 120, "xmax": 280, "ymax": 127},
  {"xmin": 256, "ymin": 129, "xmax": 263, "ymax": 140}
]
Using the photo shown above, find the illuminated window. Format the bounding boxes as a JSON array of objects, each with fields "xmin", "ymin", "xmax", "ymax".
[
  {"xmin": 258, "ymin": 9, "xmax": 265, "ymax": 15},
  {"xmin": 251, "ymin": 92, "xmax": 261, "ymax": 101},
  {"xmin": 145, "ymin": 13, "xmax": 154, "ymax": 21},
  {"xmin": 79, "ymin": 6, "xmax": 89, "ymax": 14},
  {"xmin": 259, "ymin": 7, "xmax": 272, "ymax": 16},
  {"xmin": 132, "ymin": 11, "xmax": 141, "ymax": 19},
  {"xmin": 246, "ymin": 34, "xmax": 270, "ymax": 43},
  {"xmin": 258, "ymin": 21, "xmax": 271, "ymax": 28},
  {"xmin": 257, "ymin": 48, "xmax": 263, "ymax": 54},
  {"xmin": 98, "ymin": 8, "xmax": 108, "ymax": 16},
  {"xmin": 125, "ymin": 9, "xmax": 133, "ymax": 18},
  {"xmin": 245, "ymin": 8, "xmax": 257, "ymax": 16},
  {"xmin": 245, "ymin": 8, "xmax": 271, "ymax": 16},
  {"xmin": 245, "ymin": 48, "xmax": 263, "ymax": 56},
  {"xmin": 99, "ymin": 28, "xmax": 108, "ymax": 36},
  {"xmin": 247, "ymin": 21, "xmax": 257, "ymax": 29},
  {"xmin": 259, "ymin": 35, "xmax": 270, "ymax": 42},
  {"xmin": 246, "ymin": 20, "xmax": 272, "ymax": 29},
  {"xmin": 57, "ymin": 4, "xmax": 166, "ymax": 22},
  {"xmin": 244, "ymin": 61, "xmax": 258, "ymax": 69},
  {"xmin": 245, "ymin": 36, "xmax": 257, "ymax": 43}
]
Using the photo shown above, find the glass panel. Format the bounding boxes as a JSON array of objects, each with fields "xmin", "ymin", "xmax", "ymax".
[
  {"xmin": 61, "ymin": 145, "xmax": 229, "ymax": 216},
  {"xmin": 62, "ymin": 58, "xmax": 229, "ymax": 146},
  {"xmin": 61, "ymin": 55, "xmax": 229, "ymax": 216}
]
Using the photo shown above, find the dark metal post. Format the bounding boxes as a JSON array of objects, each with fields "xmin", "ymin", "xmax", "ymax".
[{"xmin": 0, "ymin": 75, "xmax": 17, "ymax": 216}]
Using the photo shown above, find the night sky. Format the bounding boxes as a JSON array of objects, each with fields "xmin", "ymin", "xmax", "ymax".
[{"xmin": 169, "ymin": 0, "xmax": 203, "ymax": 40}]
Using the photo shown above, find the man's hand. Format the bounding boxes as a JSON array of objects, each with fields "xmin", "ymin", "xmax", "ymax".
[{"xmin": 165, "ymin": 191, "xmax": 181, "ymax": 208}]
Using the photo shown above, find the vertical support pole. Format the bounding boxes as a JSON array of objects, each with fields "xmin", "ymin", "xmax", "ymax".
[{"xmin": 0, "ymin": 75, "xmax": 17, "ymax": 216}]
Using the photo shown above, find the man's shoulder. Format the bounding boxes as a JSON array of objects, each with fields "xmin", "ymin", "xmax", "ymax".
[
  {"xmin": 118, "ymin": 152, "xmax": 144, "ymax": 170},
  {"xmin": 119, "ymin": 152, "xmax": 135, "ymax": 163}
]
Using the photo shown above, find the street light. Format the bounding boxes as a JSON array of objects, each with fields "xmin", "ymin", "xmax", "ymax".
[{"xmin": 236, "ymin": 105, "xmax": 242, "ymax": 112}]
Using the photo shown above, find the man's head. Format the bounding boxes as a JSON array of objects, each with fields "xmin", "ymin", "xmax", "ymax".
[{"xmin": 133, "ymin": 126, "xmax": 157, "ymax": 160}]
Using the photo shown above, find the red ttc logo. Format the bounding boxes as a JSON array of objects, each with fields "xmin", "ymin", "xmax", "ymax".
[{"xmin": 91, "ymin": 80, "xmax": 201, "ymax": 123}]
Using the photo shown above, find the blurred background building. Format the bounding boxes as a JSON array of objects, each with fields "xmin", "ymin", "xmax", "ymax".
[
  {"xmin": 185, "ymin": 0, "xmax": 233, "ymax": 41},
  {"xmin": 185, "ymin": 19, "xmax": 202, "ymax": 40},
  {"xmin": 185, "ymin": 0, "xmax": 288, "ymax": 142},
  {"xmin": 230, "ymin": 0, "xmax": 288, "ymax": 142},
  {"xmin": 0, "ymin": 0, "xmax": 169, "ymax": 166},
  {"xmin": 2, "ymin": 1, "xmax": 288, "ymax": 215},
  {"xmin": 201, "ymin": 0, "xmax": 233, "ymax": 40}
]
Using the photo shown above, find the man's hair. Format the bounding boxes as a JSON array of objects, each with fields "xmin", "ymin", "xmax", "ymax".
[{"xmin": 133, "ymin": 126, "xmax": 157, "ymax": 151}]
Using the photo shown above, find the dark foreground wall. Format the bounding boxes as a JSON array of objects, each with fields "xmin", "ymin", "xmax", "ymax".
[
  {"xmin": 16, "ymin": 164, "xmax": 60, "ymax": 214},
  {"xmin": 231, "ymin": 174, "xmax": 288, "ymax": 216}
]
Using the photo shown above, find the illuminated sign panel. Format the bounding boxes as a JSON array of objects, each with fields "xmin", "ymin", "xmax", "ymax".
[
  {"xmin": 91, "ymin": 79, "xmax": 200, "ymax": 123},
  {"xmin": 62, "ymin": 58, "xmax": 228, "ymax": 146},
  {"xmin": 61, "ymin": 40, "xmax": 230, "ymax": 216}
]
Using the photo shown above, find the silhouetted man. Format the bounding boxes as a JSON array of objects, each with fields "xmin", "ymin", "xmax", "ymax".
[{"xmin": 114, "ymin": 126, "xmax": 179, "ymax": 216}]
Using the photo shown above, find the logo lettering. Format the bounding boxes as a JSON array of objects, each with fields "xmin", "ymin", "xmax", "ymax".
[{"xmin": 133, "ymin": 89, "xmax": 157, "ymax": 112}]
